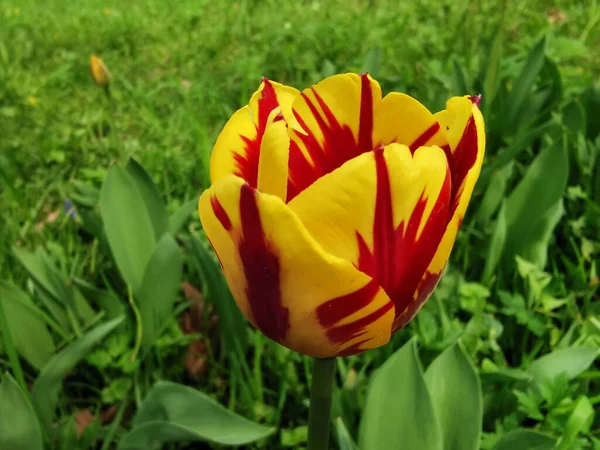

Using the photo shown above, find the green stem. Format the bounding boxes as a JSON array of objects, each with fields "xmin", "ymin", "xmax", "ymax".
[{"xmin": 307, "ymin": 357, "xmax": 336, "ymax": 450}]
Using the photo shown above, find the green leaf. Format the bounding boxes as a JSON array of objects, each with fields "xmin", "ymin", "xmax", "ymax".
[
  {"xmin": 0, "ymin": 374, "xmax": 44, "ymax": 450},
  {"xmin": 582, "ymin": 83, "xmax": 600, "ymax": 140},
  {"xmin": 451, "ymin": 57, "xmax": 468, "ymax": 96},
  {"xmin": 125, "ymin": 158, "xmax": 169, "ymax": 241},
  {"xmin": 504, "ymin": 139, "xmax": 568, "ymax": 268},
  {"xmin": 0, "ymin": 282, "xmax": 54, "ymax": 370},
  {"xmin": 506, "ymin": 36, "xmax": 547, "ymax": 129},
  {"xmin": 424, "ymin": 342, "xmax": 482, "ymax": 450},
  {"xmin": 476, "ymin": 162, "xmax": 513, "ymax": 224},
  {"xmin": 527, "ymin": 347, "xmax": 599, "ymax": 386},
  {"xmin": 334, "ymin": 417, "xmax": 358, "ymax": 450},
  {"xmin": 138, "ymin": 234, "xmax": 183, "ymax": 351},
  {"xmin": 117, "ymin": 381, "xmax": 275, "ymax": 449},
  {"xmin": 31, "ymin": 316, "xmax": 125, "ymax": 434},
  {"xmin": 99, "ymin": 165, "xmax": 157, "ymax": 293},
  {"xmin": 359, "ymin": 339, "xmax": 442, "ymax": 450},
  {"xmin": 483, "ymin": 201, "xmax": 507, "ymax": 283},
  {"xmin": 13, "ymin": 247, "xmax": 64, "ymax": 302},
  {"xmin": 491, "ymin": 430, "xmax": 555, "ymax": 450},
  {"xmin": 562, "ymin": 100, "xmax": 586, "ymax": 136},
  {"xmin": 557, "ymin": 396, "xmax": 594, "ymax": 450},
  {"xmin": 56, "ymin": 416, "xmax": 79, "ymax": 450},
  {"xmin": 482, "ymin": 25, "xmax": 503, "ymax": 111},
  {"xmin": 187, "ymin": 235, "xmax": 247, "ymax": 355},
  {"xmin": 169, "ymin": 198, "xmax": 198, "ymax": 235}
]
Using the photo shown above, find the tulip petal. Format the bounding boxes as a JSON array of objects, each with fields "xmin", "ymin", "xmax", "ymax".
[
  {"xmin": 210, "ymin": 80, "xmax": 299, "ymax": 187},
  {"xmin": 395, "ymin": 97, "xmax": 486, "ymax": 331},
  {"xmin": 257, "ymin": 112, "xmax": 290, "ymax": 201},
  {"xmin": 199, "ymin": 175, "xmax": 395, "ymax": 357},
  {"xmin": 372, "ymin": 92, "xmax": 448, "ymax": 151},
  {"xmin": 289, "ymin": 143, "xmax": 451, "ymax": 328},
  {"xmin": 287, "ymin": 73, "xmax": 383, "ymax": 200}
]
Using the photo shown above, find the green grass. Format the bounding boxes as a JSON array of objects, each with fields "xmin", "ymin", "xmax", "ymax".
[{"xmin": 1, "ymin": 0, "xmax": 599, "ymax": 448}]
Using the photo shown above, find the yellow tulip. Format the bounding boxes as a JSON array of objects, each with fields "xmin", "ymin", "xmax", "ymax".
[
  {"xmin": 199, "ymin": 73, "xmax": 485, "ymax": 357},
  {"xmin": 90, "ymin": 55, "xmax": 110, "ymax": 88}
]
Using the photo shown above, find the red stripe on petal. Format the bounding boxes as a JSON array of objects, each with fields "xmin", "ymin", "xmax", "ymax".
[
  {"xmin": 233, "ymin": 79, "xmax": 281, "ymax": 188},
  {"xmin": 325, "ymin": 301, "xmax": 393, "ymax": 345},
  {"xmin": 238, "ymin": 183, "xmax": 289, "ymax": 343},
  {"xmin": 393, "ymin": 270, "xmax": 443, "ymax": 331},
  {"xmin": 210, "ymin": 195, "xmax": 232, "ymax": 231},
  {"xmin": 448, "ymin": 116, "xmax": 478, "ymax": 215},
  {"xmin": 316, "ymin": 279, "xmax": 380, "ymax": 328},
  {"xmin": 287, "ymin": 74, "xmax": 375, "ymax": 201},
  {"xmin": 409, "ymin": 122, "xmax": 441, "ymax": 152},
  {"xmin": 337, "ymin": 338, "xmax": 370, "ymax": 357},
  {"xmin": 356, "ymin": 149, "xmax": 452, "ymax": 323}
]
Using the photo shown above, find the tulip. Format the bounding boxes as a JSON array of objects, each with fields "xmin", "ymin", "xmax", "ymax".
[
  {"xmin": 90, "ymin": 55, "xmax": 110, "ymax": 88},
  {"xmin": 199, "ymin": 73, "xmax": 485, "ymax": 359}
]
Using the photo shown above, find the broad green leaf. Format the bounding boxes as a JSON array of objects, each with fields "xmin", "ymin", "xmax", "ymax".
[
  {"xmin": 451, "ymin": 57, "xmax": 468, "ymax": 96},
  {"xmin": 515, "ymin": 199, "xmax": 564, "ymax": 268},
  {"xmin": 483, "ymin": 201, "xmax": 507, "ymax": 283},
  {"xmin": 169, "ymin": 198, "xmax": 198, "ymax": 235},
  {"xmin": 334, "ymin": 417, "xmax": 358, "ymax": 450},
  {"xmin": 491, "ymin": 430, "xmax": 555, "ymax": 450},
  {"xmin": 13, "ymin": 247, "xmax": 63, "ymax": 301},
  {"xmin": 72, "ymin": 278, "xmax": 124, "ymax": 319},
  {"xmin": 582, "ymin": 84, "xmax": 600, "ymax": 140},
  {"xmin": 556, "ymin": 396, "xmax": 594, "ymax": 450},
  {"xmin": 187, "ymin": 235, "xmax": 247, "ymax": 355},
  {"xmin": 99, "ymin": 165, "xmax": 157, "ymax": 293},
  {"xmin": 0, "ymin": 282, "xmax": 54, "ymax": 370},
  {"xmin": 424, "ymin": 342, "xmax": 482, "ymax": 450},
  {"xmin": 0, "ymin": 374, "xmax": 44, "ymax": 450},
  {"xmin": 527, "ymin": 347, "xmax": 599, "ymax": 386},
  {"xmin": 117, "ymin": 381, "xmax": 274, "ymax": 449},
  {"xmin": 31, "ymin": 316, "xmax": 125, "ymax": 434},
  {"xmin": 359, "ymin": 339, "xmax": 442, "ymax": 450},
  {"xmin": 138, "ymin": 234, "xmax": 183, "ymax": 351},
  {"xmin": 125, "ymin": 158, "xmax": 169, "ymax": 241},
  {"xmin": 506, "ymin": 36, "xmax": 547, "ymax": 129},
  {"xmin": 476, "ymin": 162, "xmax": 513, "ymax": 224},
  {"xmin": 504, "ymin": 139, "xmax": 568, "ymax": 268}
]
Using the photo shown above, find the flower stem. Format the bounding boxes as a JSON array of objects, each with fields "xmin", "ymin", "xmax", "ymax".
[{"xmin": 307, "ymin": 357, "xmax": 336, "ymax": 450}]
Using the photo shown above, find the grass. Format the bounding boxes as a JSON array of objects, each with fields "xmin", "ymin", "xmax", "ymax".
[{"xmin": 0, "ymin": 0, "xmax": 599, "ymax": 449}]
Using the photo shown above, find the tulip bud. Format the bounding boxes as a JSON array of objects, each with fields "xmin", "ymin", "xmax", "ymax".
[{"xmin": 90, "ymin": 55, "xmax": 110, "ymax": 88}]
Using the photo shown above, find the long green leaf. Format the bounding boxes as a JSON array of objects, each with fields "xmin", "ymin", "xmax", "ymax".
[
  {"xmin": 483, "ymin": 201, "xmax": 507, "ymax": 283},
  {"xmin": 187, "ymin": 235, "xmax": 247, "ymax": 355},
  {"xmin": 476, "ymin": 162, "xmax": 513, "ymax": 224},
  {"xmin": 491, "ymin": 430, "xmax": 555, "ymax": 450},
  {"xmin": 99, "ymin": 165, "xmax": 157, "ymax": 293},
  {"xmin": 504, "ymin": 139, "xmax": 568, "ymax": 268},
  {"xmin": 138, "ymin": 234, "xmax": 183, "ymax": 351},
  {"xmin": 424, "ymin": 342, "xmax": 482, "ymax": 450},
  {"xmin": 505, "ymin": 36, "xmax": 547, "ymax": 129},
  {"xmin": 169, "ymin": 198, "xmax": 198, "ymax": 235},
  {"xmin": 125, "ymin": 158, "xmax": 169, "ymax": 241},
  {"xmin": 334, "ymin": 417, "xmax": 358, "ymax": 450},
  {"xmin": 31, "ymin": 316, "xmax": 125, "ymax": 434},
  {"xmin": 0, "ymin": 282, "xmax": 55, "ymax": 370},
  {"xmin": 0, "ymin": 374, "xmax": 44, "ymax": 450},
  {"xmin": 359, "ymin": 339, "xmax": 442, "ymax": 450},
  {"xmin": 527, "ymin": 347, "xmax": 599, "ymax": 386},
  {"xmin": 117, "ymin": 381, "xmax": 274, "ymax": 449}
]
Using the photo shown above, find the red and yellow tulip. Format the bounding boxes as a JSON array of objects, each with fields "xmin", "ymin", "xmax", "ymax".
[{"xmin": 199, "ymin": 73, "xmax": 485, "ymax": 357}]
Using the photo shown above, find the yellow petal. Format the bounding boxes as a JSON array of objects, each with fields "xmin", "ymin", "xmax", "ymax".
[
  {"xmin": 210, "ymin": 79, "xmax": 300, "ymax": 187},
  {"xmin": 90, "ymin": 55, "xmax": 110, "ymax": 87},
  {"xmin": 426, "ymin": 97, "xmax": 486, "ymax": 276},
  {"xmin": 289, "ymin": 143, "xmax": 451, "ymax": 327},
  {"xmin": 372, "ymin": 92, "xmax": 448, "ymax": 150},
  {"xmin": 287, "ymin": 73, "xmax": 383, "ymax": 200},
  {"xmin": 394, "ymin": 97, "xmax": 486, "ymax": 331},
  {"xmin": 199, "ymin": 175, "xmax": 394, "ymax": 357},
  {"xmin": 257, "ymin": 111, "xmax": 290, "ymax": 201}
]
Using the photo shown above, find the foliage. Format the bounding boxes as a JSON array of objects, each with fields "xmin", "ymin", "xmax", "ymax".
[{"xmin": 0, "ymin": 0, "xmax": 599, "ymax": 448}]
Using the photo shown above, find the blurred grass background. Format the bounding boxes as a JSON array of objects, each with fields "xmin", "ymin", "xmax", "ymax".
[{"xmin": 1, "ymin": 0, "xmax": 600, "ymax": 448}]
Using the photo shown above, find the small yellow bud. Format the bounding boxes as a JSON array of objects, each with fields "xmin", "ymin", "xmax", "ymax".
[
  {"xmin": 27, "ymin": 96, "xmax": 37, "ymax": 106},
  {"xmin": 90, "ymin": 55, "xmax": 110, "ymax": 88}
]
